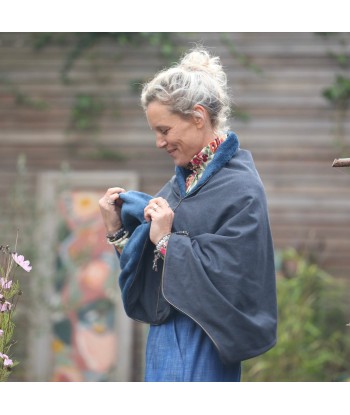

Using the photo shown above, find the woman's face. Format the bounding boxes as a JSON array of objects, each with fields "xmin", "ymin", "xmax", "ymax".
[{"xmin": 146, "ymin": 101, "xmax": 209, "ymax": 167}]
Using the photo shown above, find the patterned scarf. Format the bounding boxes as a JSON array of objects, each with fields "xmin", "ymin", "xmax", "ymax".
[{"xmin": 185, "ymin": 136, "xmax": 226, "ymax": 192}]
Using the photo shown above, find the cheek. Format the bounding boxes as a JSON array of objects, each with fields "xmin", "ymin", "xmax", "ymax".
[{"xmin": 171, "ymin": 123, "xmax": 197, "ymax": 150}]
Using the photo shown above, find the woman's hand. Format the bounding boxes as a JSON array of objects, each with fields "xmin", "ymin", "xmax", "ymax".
[
  {"xmin": 99, "ymin": 187, "xmax": 126, "ymax": 235},
  {"xmin": 144, "ymin": 197, "xmax": 174, "ymax": 245}
]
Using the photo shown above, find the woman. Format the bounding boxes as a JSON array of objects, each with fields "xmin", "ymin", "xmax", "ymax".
[{"xmin": 99, "ymin": 47, "xmax": 277, "ymax": 382}]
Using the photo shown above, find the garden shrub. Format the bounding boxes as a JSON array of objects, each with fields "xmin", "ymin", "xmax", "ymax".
[{"xmin": 242, "ymin": 248, "xmax": 350, "ymax": 382}]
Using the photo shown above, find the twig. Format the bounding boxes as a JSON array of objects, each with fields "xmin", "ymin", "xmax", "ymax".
[{"xmin": 332, "ymin": 158, "xmax": 350, "ymax": 167}]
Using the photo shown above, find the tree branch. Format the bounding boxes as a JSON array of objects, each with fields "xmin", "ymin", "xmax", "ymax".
[{"xmin": 332, "ymin": 158, "xmax": 350, "ymax": 167}]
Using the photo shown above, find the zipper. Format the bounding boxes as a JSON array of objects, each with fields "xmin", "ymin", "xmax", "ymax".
[
  {"xmin": 160, "ymin": 175, "xmax": 224, "ymax": 354},
  {"xmin": 171, "ymin": 175, "xmax": 212, "ymax": 212}
]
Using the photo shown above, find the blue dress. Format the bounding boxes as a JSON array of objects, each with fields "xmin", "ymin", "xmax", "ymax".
[
  {"xmin": 145, "ymin": 137, "xmax": 242, "ymax": 382},
  {"xmin": 145, "ymin": 310, "xmax": 241, "ymax": 382}
]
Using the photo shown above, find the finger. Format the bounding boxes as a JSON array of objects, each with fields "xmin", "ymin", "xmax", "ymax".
[
  {"xmin": 152, "ymin": 197, "xmax": 170, "ymax": 208},
  {"xmin": 147, "ymin": 201, "xmax": 159, "ymax": 211},
  {"xmin": 106, "ymin": 188, "xmax": 126, "ymax": 206},
  {"xmin": 99, "ymin": 195, "xmax": 115, "ymax": 209},
  {"xmin": 106, "ymin": 187, "xmax": 126, "ymax": 195},
  {"xmin": 106, "ymin": 188, "xmax": 125, "ymax": 199},
  {"xmin": 148, "ymin": 199, "xmax": 158, "ymax": 207},
  {"xmin": 149, "ymin": 198, "xmax": 170, "ymax": 210},
  {"xmin": 144, "ymin": 205, "xmax": 154, "ymax": 222},
  {"xmin": 106, "ymin": 198, "xmax": 116, "ymax": 205}
]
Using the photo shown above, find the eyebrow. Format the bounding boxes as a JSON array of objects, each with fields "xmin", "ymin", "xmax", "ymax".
[{"xmin": 153, "ymin": 125, "xmax": 169, "ymax": 131}]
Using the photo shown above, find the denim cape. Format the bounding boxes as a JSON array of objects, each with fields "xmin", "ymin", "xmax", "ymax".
[{"xmin": 118, "ymin": 131, "xmax": 277, "ymax": 365}]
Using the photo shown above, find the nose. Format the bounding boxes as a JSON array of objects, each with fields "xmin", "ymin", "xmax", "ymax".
[{"xmin": 156, "ymin": 134, "xmax": 167, "ymax": 149}]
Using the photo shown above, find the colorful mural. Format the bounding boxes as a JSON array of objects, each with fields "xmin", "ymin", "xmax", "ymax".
[{"xmin": 50, "ymin": 190, "xmax": 120, "ymax": 381}]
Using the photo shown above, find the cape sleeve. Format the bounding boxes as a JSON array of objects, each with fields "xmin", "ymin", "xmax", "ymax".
[
  {"xmin": 117, "ymin": 190, "xmax": 173, "ymax": 323},
  {"xmin": 162, "ymin": 187, "xmax": 278, "ymax": 365}
]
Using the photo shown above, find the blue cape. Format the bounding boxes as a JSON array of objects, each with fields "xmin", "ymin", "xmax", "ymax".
[{"xmin": 117, "ymin": 131, "xmax": 277, "ymax": 364}]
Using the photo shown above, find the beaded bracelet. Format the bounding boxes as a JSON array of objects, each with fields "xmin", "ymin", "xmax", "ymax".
[
  {"xmin": 106, "ymin": 227, "xmax": 126, "ymax": 243},
  {"xmin": 152, "ymin": 231, "xmax": 190, "ymax": 272},
  {"xmin": 106, "ymin": 228, "xmax": 129, "ymax": 246},
  {"xmin": 155, "ymin": 234, "xmax": 171, "ymax": 252},
  {"xmin": 152, "ymin": 233, "xmax": 171, "ymax": 271},
  {"xmin": 107, "ymin": 233, "xmax": 129, "ymax": 246}
]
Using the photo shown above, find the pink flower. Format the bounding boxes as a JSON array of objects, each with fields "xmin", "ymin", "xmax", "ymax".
[
  {"xmin": 0, "ymin": 329, "xmax": 3, "ymax": 336},
  {"xmin": 192, "ymin": 156, "xmax": 201, "ymax": 166},
  {"xmin": 0, "ymin": 352, "xmax": 13, "ymax": 367},
  {"xmin": 0, "ymin": 277, "xmax": 12, "ymax": 290},
  {"xmin": 0, "ymin": 301, "xmax": 11, "ymax": 312},
  {"xmin": 12, "ymin": 253, "xmax": 32, "ymax": 272}
]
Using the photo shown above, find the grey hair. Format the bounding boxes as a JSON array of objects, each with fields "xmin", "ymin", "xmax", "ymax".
[{"xmin": 140, "ymin": 47, "xmax": 231, "ymax": 134}]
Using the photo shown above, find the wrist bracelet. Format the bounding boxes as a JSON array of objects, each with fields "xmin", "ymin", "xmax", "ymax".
[
  {"xmin": 155, "ymin": 234, "xmax": 171, "ymax": 251},
  {"xmin": 152, "ymin": 233, "xmax": 171, "ymax": 272},
  {"xmin": 106, "ymin": 227, "xmax": 129, "ymax": 246},
  {"xmin": 152, "ymin": 231, "xmax": 190, "ymax": 272},
  {"xmin": 107, "ymin": 231, "xmax": 129, "ymax": 246},
  {"xmin": 106, "ymin": 227, "xmax": 126, "ymax": 242}
]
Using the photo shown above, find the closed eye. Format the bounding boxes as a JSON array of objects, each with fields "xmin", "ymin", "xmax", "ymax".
[{"xmin": 160, "ymin": 128, "xmax": 170, "ymax": 135}]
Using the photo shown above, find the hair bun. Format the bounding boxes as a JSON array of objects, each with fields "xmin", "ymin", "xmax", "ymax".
[
  {"xmin": 179, "ymin": 48, "xmax": 223, "ymax": 77},
  {"xmin": 180, "ymin": 49, "xmax": 210, "ymax": 69}
]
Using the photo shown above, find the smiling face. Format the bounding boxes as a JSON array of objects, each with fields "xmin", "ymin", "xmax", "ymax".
[{"xmin": 146, "ymin": 101, "xmax": 212, "ymax": 167}]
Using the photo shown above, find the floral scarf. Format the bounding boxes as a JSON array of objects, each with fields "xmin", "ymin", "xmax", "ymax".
[{"xmin": 185, "ymin": 136, "xmax": 226, "ymax": 193}]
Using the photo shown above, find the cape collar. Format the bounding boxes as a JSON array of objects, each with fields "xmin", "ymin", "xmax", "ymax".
[
  {"xmin": 175, "ymin": 131, "xmax": 240, "ymax": 197},
  {"xmin": 186, "ymin": 136, "xmax": 225, "ymax": 173}
]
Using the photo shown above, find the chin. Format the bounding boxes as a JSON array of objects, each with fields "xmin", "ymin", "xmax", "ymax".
[{"xmin": 174, "ymin": 158, "xmax": 189, "ymax": 167}]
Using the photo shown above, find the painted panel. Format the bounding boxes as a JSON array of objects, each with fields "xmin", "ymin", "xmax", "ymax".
[{"xmin": 31, "ymin": 171, "xmax": 139, "ymax": 381}]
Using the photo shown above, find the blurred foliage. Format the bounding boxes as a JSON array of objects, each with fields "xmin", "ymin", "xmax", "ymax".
[
  {"xmin": 317, "ymin": 33, "xmax": 350, "ymax": 69},
  {"xmin": 316, "ymin": 33, "xmax": 350, "ymax": 156},
  {"xmin": 0, "ymin": 73, "xmax": 48, "ymax": 110},
  {"xmin": 0, "ymin": 246, "xmax": 25, "ymax": 381},
  {"xmin": 66, "ymin": 93, "xmax": 126, "ymax": 161},
  {"xmin": 0, "ymin": 155, "xmax": 36, "ymax": 381},
  {"xmin": 29, "ymin": 32, "xmax": 183, "ymax": 161},
  {"xmin": 81, "ymin": 146, "xmax": 126, "ymax": 161},
  {"xmin": 31, "ymin": 32, "xmax": 179, "ymax": 82},
  {"xmin": 27, "ymin": 33, "xmax": 258, "ymax": 160},
  {"xmin": 220, "ymin": 32, "xmax": 263, "ymax": 75},
  {"xmin": 243, "ymin": 247, "xmax": 350, "ymax": 382},
  {"xmin": 323, "ymin": 75, "xmax": 350, "ymax": 109},
  {"xmin": 220, "ymin": 33, "xmax": 262, "ymax": 122},
  {"xmin": 69, "ymin": 93, "xmax": 104, "ymax": 132}
]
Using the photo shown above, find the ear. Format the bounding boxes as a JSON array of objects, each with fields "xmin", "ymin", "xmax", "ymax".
[{"xmin": 192, "ymin": 104, "xmax": 207, "ymax": 128}]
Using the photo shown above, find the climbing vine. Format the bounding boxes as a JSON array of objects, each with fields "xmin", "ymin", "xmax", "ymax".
[
  {"xmin": 316, "ymin": 33, "xmax": 350, "ymax": 156},
  {"xmin": 31, "ymin": 32, "xmax": 179, "ymax": 82},
  {"xmin": 27, "ymin": 33, "xmax": 260, "ymax": 160},
  {"xmin": 29, "ymin": 33, "xmax": 182, "ymax": 161}
]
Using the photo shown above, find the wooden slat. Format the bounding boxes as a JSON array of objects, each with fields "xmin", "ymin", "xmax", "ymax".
[{"xmin": 1, "ymin": 32, "xmax": 350, "ymax": 283}]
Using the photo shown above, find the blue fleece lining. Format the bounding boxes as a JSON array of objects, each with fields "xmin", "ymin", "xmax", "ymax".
[{"xmin": 118, "ymin": 191, "xmax": 152, "ymax": 307}]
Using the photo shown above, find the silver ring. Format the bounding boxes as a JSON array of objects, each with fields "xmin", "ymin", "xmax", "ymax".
[
  {"xmin": 152, "ymin": 204, "xmax": 158, "ymax": 211},
  {"xmin": 107, "ymin": 199, "xmax": 115, "ymax": 205}
]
